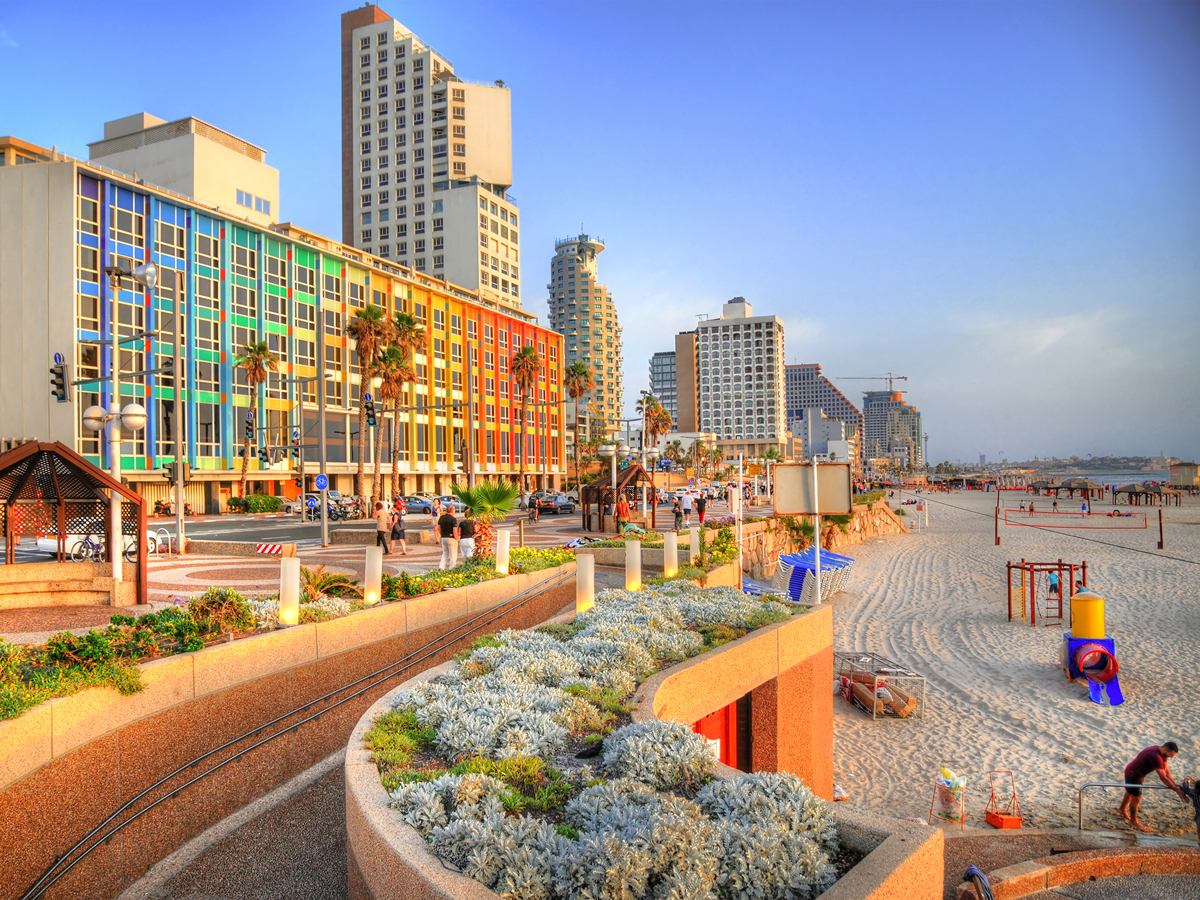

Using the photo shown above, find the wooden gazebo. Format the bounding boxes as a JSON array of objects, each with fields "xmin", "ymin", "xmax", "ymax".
[
  {"xmin": 580, "ymin": 463, "xmax": 657, "ymax": 533},
  {"xmin": 1142, "ymin": 484, "xmax": 1182, "ymax": 507},
  {"xmin": 0, "ymin": 441, "xmax": 146, "ymax": 604}
]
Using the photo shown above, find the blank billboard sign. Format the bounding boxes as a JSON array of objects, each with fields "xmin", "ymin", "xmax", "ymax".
[{"xmin": 773, "ymin": 463, "xmax": 853, "ymax": 516}]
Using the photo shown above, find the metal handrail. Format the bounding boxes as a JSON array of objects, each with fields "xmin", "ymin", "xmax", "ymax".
[
  {"xmin": 1077, "ymin": 781, "xmax": 1178, "ymax": 830},
  {"xmin": 20, "ymin": 568, "xmax": 572, "ymax": 900}
]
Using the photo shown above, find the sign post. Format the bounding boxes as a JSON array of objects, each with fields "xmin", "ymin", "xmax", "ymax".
[
  {"xmin": 772, "ymin": 462, "xmax": 853, "ymax": 605},
  {"xmin": 315, "ymin": 473, "xmax": 329, "ymax": 547}
]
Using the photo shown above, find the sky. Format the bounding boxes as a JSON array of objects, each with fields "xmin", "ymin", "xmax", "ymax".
[{"xmin": 3, "ymin": 1, "xmax": 1198, "ymax": 464}]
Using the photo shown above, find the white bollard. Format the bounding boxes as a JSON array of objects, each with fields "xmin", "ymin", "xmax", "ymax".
[
  {"xmin": 689, "ymin": 528, "xmax": 700, "ymax": 564},
  {"xmin": 364, "ymin": 545, "xmax": 383, "ymax": 604},
  {"xmin": 496, "ymin": 528, "xmax": 511, "ymax": 575},
  {"xmin": 576, "ymin": 553, "xmax": 595, "ymax": 614},
  {"xmin": 664, "ymin": 532, "xmax": 678, "ymax": 578},
  {"xmin": 625, "ymin": 539, "xmax": 641, "ymax": 591},
  {"xmin": 279, "ymin": 557, "xmax": 301, "ymax": 626}
]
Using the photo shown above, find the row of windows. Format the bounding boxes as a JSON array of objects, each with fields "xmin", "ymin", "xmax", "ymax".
[{"xmin": 235, "ymin": 189, "xmax": 271, "ymax": 216}]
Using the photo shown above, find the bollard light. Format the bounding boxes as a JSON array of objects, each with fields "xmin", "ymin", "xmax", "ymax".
[
  {"xmin": 576, "ymin": 552, "xmax": 595, "ymax": 614},
  {"xmin": 365, "ymin": 545, "xmax": 383, "ymax": 604},
  {"xmin": 625, "ymin": 539, "xmax": 641, "ymax": 591},
  {"xmin": 496, "ymin": 528, "xmax": 511, "ymax": 575},
  {"xmin": 663, "ymin": 531, "xmax": 678, "ymax": 578},
  {"xmin": 279, "ymin": 557, "xmax": 301, "ymax": 626},
  {"xmin": 689, "ymin": 528, "xmax": 699, "ymax": 564}
]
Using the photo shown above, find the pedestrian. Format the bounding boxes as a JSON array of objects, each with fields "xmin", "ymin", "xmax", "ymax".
[
  {"xmin": 374, "ymin": 501, "xmax": 391, "ymax": 555},
  {"xmin": 1020, "ymin": 500, "xmax": 1027, "ymax": 511},
  {"xmin": 1048, "ymin": 570, "xmax": 1060, "ymax": 597},
  {"xmin": 1082, "ymin": 501, "xmax": 1088, "ymax": 515},
  {"xmin": 389, "ymin": 497, "xmax": 407, "ymax": 556},
  {"xmin": 437, "ymin": 504, "xmax": 459, "ymax": 570},
  {"xmin": 1118, "ymin": 741, "xmax": 1186, "ymax": 833},
  {"xmin": 1053, "ymin": 499, "xmax": 1059, "ymax": 511},
  {"xmin": 681, "ymin": 490, "xmax": 693, "ymax": 528},
  {"xmin": 696, "ymin": 492, "xmax": 707, "ymax": 525},
  {"xmin": 427, "ymin": 497, "xmax": 438, "ymax": 525},
  {"xmin": 615, "ymin": 493, "xmax": 631, "ymax": 535},
  {"xmin": 673, "ymin": 498, "xmax": 683, "ymax": 532},
  {"xmin": 458, "ymin": 512, "xmax": 476, "ymax": 559}
]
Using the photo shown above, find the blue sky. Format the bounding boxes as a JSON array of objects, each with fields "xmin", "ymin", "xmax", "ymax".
[{"xmin": 3, "ymin": 1, "xmax": 1198, "ymax": 463}]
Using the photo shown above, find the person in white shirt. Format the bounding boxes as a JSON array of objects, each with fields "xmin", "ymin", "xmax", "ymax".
[{"xmin": 680, "ymin": 491, "xmax": 694, "ymax": 527}]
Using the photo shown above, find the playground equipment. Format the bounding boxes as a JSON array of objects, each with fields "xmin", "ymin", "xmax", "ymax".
[
  {"xmin": 984, "ymin": 771, "xmax": 1023, "ymax": 829},
  {"xmin": 834, "ymin": 651, "xmax": 926, "ymax": 721},
  {"xmin": 1006, "ymin": 558, "xmax": 1087, "ymax": 626},
  {"xmin": 1060, "ymin": 588, "xmax": 1124, "ymax": 706}
]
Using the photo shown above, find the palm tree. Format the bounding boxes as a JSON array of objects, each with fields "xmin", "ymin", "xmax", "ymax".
[
  {"xmin": 234, "ymin": 340, "xmax": 280, "ymax": 499},
  {"xmin": 390, "ymin": 311, "xmax": 425, "ymax": 494},
  {"xmin": 451, "ymin": 480, "xmax": 519, "ymax": 558},
  {"xmin": 562, "ymin": 361, "xmax": 595, "ymax": 491},
  {"xmin": 636, "ymin": 393, "xmax": 673, "ymax": 463},
  {"xmin": 346, "ymin": 305, "xmax": 394, "ymax": 502},
  {"xmin": 511, "ymin": 345, "xmax": 541, "ymax": 493},
  {"xmin": 376, "ymin": 345, "xmax": 415, "ymax": 502}
]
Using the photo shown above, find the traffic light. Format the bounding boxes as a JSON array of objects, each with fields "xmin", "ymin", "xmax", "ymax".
[
  {"xmin": 244, "ymin": 411, "xmax": 254, "ymax": 440},
  {"xmin": 294, "ymin": 476, "xmax": 303, "ymax": 489},
  {"xmin": 456, "ymin": 437, "xmax": 467, "ymax": 469},
  {"xmin": 364, "ymin": 392, "xmax": 376, "ymax": 427},
  {"xmin": 164, "ymin": 462, "xmax": 190, "ymax": 486},
  {"xmin": 49, "ymin": 363, "xmax": 69, "ymax": 403},
  {"xmin": 165, "ymin": 464, "xmax": 176, "ymax": 486},
  {"xmin": 291, "ymin": 428, "xmax": 301, "ymax": 459},
  {"xmin": 258, "ymin": 445, "xmax": 269, "ymax": 465}
]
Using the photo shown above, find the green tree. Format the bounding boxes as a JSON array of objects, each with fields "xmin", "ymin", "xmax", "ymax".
[
  {"xmin": 346, "ymin": 305, "xmax": 394, "ymax": 502},
  {"xmin": 563, "ymin": 361, "xmax": 595, "ymax": 490},
  {"xmin": 375, "ymin": 345, "xmax": 415, "ymax": 503},
  {"xmin": 450, "ymin": 480, "xmax": 519, "ymax": 558},
  {"xmin": 233, "ymin": 341, "xmax": 279, "ymax": 499},
  {"xmin": 511, "ymin": 345, "xmax": 541, "ymax": 493}
]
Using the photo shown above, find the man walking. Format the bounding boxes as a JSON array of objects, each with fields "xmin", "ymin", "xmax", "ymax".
[
  {"xmin": 374, "ymin": 502, "xmax": 391, "ymax": 555},
  {"xmin": 1118, "ymin": 741, "xmax": 1186, "ymax": 833},
  {"xmin": 437, "ymin": 505, "xmax": 459, "ymax": 570},
  {"xmin": 681, "ymin": 490, "xmax": 693, "ymax": 528},
  {"xmin": 458, "ymin": 513, "xmax": 476, "ymax": 559}
]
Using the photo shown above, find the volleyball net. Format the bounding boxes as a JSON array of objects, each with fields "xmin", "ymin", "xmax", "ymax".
[{"xmin": 1003, "ymin": 509, "xmax": 1147, "ymax": 530}]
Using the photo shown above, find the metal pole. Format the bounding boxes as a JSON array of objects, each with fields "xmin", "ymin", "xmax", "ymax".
[
  {"xmin": 640, "ymin": 400, "xmax": 648, "ymax": 519},
  {"xmin": 109, "ymin": 274, "xmax": 123, "ymax": 582},
  {"xmin": 319, "ymin": 374, "xmax": 328, "ymax": 548},
  {"xmin": 737, "ymin": 454, "xmax": 744, "ymax": 583},
  {"xmin": 173, "ymin": 303, "xmax": 185, "ymax": 554},
  {"xmin": 812, "ymin": 455, "xmax": 822, "ymax": 605},
  {"xmin": 466, "ymin": 369, "xmax": 476, "ymax": 488},
  {"xmin": 1158, "ymin": 509, "xmax": 1164, "ymax": 550}
]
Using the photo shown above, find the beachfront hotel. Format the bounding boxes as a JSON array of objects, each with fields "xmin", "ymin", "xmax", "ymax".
[
  {"xmin": 341, "ymin": 6, "xmax": 522, "ymax": 310},
  {"xmin": 546, "ymin": 234, "xmax": 625, "ymax": 440},
  {"xmin": 785, "ymin": 363, "xmax": 864, "ymax": 474},
  {"xmin": 696, "ymin": 298, "xmax": 788, "ymax": 459},
  {"xmin": 862, "ymin": 390, "xmax": 923, "ymax": 468},
  {"xmin": 0, "ymin": 124, "xmax": 564, "ymax": 513},
  {"xmin": 648, "ymin": 351, "xmax": 678, "ymax": 423}
]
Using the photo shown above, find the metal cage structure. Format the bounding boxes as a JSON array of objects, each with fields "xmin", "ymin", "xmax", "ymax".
[{"xmin": 834, "ymin": 651, "xmax": 927, "ymax": 721}]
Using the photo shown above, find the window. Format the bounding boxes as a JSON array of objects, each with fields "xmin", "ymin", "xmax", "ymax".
[
  {"xmin": 412, "ymin": 58, "xmax": 423, "ymax": 72},
  {"xmin": 434, "ymin": 255, "xmax": 444, "ymax": 269},
  {"xmin": 361, "ymin": 158, "xmax": 372, "ymax": 172},
  {"xmin": 360, "ymin": 106, "xmax": 371, "ymax": 120},
  {"xmin": 360, "ymin": 53, "xmax": 370, "ymax": 68},
  {"xmin": 377, "ymin": 136, "xmax": 389, "ymax": 151},
  {"xmin": 376, "ymin": 30, "xmax": 387, "ymax": 44},
  {"xmin": 452, "ymin": 125, "xmax": 465, "ymax": 138},
  {"xmin": 155, "ymin": 221, "xmax": 184, "ymax": 258},
  {"xmin": 378, "ymin": 48, "xmax": 388, "ymax": 62},
  {"xmin": 361, "ymin": 89, "xmax": 371, "ymax": 103},
  {"xmin": 394, "ymin": 98, "xmax": 405, "ymax": 112},
  {"xmin": 395, "ymin": 79, "xmax": 406, "ymax": 93},
  {"xmin": 255, "ymin": 196, "xmax": 271, "ymax": 216},
  {"xmin": 360, "ymin": 36, "xmax": 370, "ymax": 50},
  {"xmin": 360, "ymin": 71, "xmax": 371, "ymax": 85},
  {"xmin": 453, "ymin": 106, "xmax": 464, "ymax": 119},
  {"xmin": 452, "ymin": 143, "xmax": 465, "ymax": 157},
  {"xmin": 394, "ymin": 61, "xmax": 405, "ymax": 75}
]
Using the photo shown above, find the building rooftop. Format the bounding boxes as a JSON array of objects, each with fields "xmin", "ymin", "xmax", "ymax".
[{"xmin": 89, "ymin": 114, "xmax": 267, "ymax": 163}]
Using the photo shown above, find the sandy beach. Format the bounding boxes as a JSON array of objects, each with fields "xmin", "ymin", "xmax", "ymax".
[{"xmin": 831, "ymin": 490, "xmax": 1200, "ymax": 835}]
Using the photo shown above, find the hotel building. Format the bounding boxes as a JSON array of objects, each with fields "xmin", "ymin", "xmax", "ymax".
[
  {"xmin": 648, "ymin": 351, "xmax": 677, "ymax": 423},
  {"xmin": 546, "ymin": 234, "xmax": 624, "ymax": 437},
  {"xmin": 784, "ymin": 363, "xmax": 863, "ymax": 474},
  {"xmin": 862, "ymin": 390, "xmax": 923, "ymax": 468},
  {"xmin": 341, "ymin": 6, "xmax": 522, "ymax": 310},
  {"xmin": 0, "ymin": 126, "xmax": 563, "ymax": 513},
  {"xmin": 696, "ymin": 299, "xmax": 787, "ymax": 459}
]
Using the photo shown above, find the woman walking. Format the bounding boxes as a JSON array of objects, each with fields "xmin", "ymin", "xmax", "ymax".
[{"xmin": 389, "ymin": 498, "xmax": 407, "ymax": 556}]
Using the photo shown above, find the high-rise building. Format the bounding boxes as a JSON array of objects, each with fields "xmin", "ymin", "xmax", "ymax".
[
  {"xmin": 784, "ymin": 364, "xmax": 863, "ymax": 473},
  {"xmin": 673, "ymin": 331, "xmax": 699, "ymax": 433},
  {"xmin": 0, "ymin": 127, "xmax": 565, "ymax": 508},
  {"xmin": 648, "ymin": 352, "xmax": 677, "ymax": 423},
  {"xmin": 547, "ymin": 235, "xmax": 623, "ymax": 435},
  {"xmin": 696, "ymin": 298, "xmax": 786, "ymax": 458},
  {"xmin": 341, "ymin": 7, "xmax": 521, "ymax": 309},
  {"xmin": 862, "ymin": 391, "xmax": 923, "ymax": 468}
]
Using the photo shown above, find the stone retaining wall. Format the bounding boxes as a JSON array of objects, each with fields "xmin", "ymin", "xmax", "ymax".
[
  {"xmin": 185, "ymin": 539, "xmax": 298, "ymax": 558},
  {"xmin": 953, "ymin": 847, "xmax": 1200, "ymax": 900},
  {"xmin": 0, "ymin": 560, "xmax": 138, "ymax": 607},
  {"xmin": 0, "ymin": 563, "xmax": 575, "ymax": 900}
]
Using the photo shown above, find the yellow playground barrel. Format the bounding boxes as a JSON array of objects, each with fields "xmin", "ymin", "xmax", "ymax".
[{"xmin": 1071, "ymin": 588, "xmax": 1105, "ymax": 639}]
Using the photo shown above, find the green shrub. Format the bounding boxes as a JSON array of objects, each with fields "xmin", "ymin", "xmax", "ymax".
[
  {"xmin": 245, "ymin": 493, "xmax": 282, "ymax": 513},
  {"xmin": 190, "ymin": 586, "xmax": 255, "ymax": 635},
  {"xmin": 227, "ymin": 496, "xmax": 248, "ymax": 513}
]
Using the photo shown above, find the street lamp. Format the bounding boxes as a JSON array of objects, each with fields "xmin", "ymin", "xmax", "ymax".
[
  {"xmin": 95, "ymin": 261, "xmax": 157, "ymax": 581},
  {"xmin": 642, "ymin": 446, "xmax": 659, "ymax": 519}
]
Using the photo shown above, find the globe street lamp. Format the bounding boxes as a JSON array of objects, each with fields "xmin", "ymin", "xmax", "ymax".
[{"xmin": 83, "ymin": 402, "xmax": 148, "ymax": 578}]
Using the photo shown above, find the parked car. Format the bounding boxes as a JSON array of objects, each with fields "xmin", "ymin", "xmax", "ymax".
[
  {"xmin": 532, "ymin": 492, "xmax": 575, "ymax": 515},
  {"xmin": 282, "ymin": 493, "xmax": 322, "ymax": 514},
  {"xmin": 434, "ymin": 495, "xmax": 468, "ymax": 514},
  {"xmin": 402, "ymin": 495, "xmax": 437, "ymax": 515}
]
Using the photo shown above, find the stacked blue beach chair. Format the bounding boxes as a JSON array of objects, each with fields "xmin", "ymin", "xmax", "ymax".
[{"xmin": 745, "ymin": 549, "xmax": 855, "ymax": 603}]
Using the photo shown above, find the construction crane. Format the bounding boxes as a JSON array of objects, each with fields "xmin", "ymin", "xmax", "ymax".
[{"xmin": 839, "ymin": 373, "xmax": 909, "ymax": 392}]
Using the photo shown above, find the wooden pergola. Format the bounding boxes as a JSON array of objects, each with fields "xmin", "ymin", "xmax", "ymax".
[
  {"xmin": 0, "ymin": 441, "xmax": 147, "ymax": 602},
  {"xmin": 580, "ymin": 463, "xmax": 657, "ymax": 533}
]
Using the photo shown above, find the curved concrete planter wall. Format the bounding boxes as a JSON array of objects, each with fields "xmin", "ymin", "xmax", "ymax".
[
  {"xmin": 0, "ymin": 563, "xmax": 575, "ymax": 900},
  {"xmin": 345, "ymin": 603, "xmax": 944, "ymax": 900}
]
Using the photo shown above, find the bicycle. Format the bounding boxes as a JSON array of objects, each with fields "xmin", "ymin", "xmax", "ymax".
[{"xmin": 70, "ymin": 534, "xmax": 104, "ymax": 562}]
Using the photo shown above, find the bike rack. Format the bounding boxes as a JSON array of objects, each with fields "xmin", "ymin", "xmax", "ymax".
[
  {"xmin": 152, "ymin": 527, "xmax": 173, "ymax": 557},
  {"xmin": 1077, "ymin": 782, "xmax": 1177, "ymax": 830}
]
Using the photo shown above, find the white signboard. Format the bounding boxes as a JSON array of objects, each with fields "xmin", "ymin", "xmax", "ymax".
[{"xmin": 773, "ymin": 462, "xmax": 853, "ymax": 516}]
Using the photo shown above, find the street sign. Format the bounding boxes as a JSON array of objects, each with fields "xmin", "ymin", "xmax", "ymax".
[
  {"xmin": 306, "ymin": 497, "xmax": 318, "ymax": 509},
  {"xmin": 314, "ymin": 474, "xmax": 328, "ymax": 491},
  {"xmin": 746, "ymin": 464, "xmax": 762, "ymax": 476},
  {"xmin": 773, "ymin": 462, "xmax": 853, "ymax": 516}
]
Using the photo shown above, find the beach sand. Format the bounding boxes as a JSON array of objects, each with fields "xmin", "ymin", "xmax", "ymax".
[{"xmin": 831, "ymin": 491, "xmax": 1200, "ymax": 836}]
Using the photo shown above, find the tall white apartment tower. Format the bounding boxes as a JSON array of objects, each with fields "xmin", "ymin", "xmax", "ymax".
[
  {"xmin": 341, "ymin": 6, "xmax": 523, "ymax": 309},
  {"xmin": 696, "ymin": 298, "xmax": 787, "ymax": 458},
  {"xmin": 547, "ymin": 235, "xmax": 624, "ymax": 436}
]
